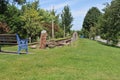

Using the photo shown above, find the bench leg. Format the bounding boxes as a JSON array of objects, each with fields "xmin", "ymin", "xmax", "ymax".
[
  {"xmin": 17, "ymin": 47, "xmax": 21, "ymax": 54},
  {"xmin": 26, "ymin": 48, "xmax": 28, "ymax": 54}
]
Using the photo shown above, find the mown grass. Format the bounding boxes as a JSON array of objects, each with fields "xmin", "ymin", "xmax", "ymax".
[{"xmin": 0, "ymin": 39, "xmax": 120, "ymax": 80}]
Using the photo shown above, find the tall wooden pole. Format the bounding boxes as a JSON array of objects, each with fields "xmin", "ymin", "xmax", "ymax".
[
  {"xmin": 52, "ymin": 19, "xmax": 54, "ymax": 39},
  {"xmin": 64, "ymin": 24, "xmax": 65, "ymax": 38}
]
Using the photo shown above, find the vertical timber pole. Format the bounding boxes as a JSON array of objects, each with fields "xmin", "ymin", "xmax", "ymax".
[
  {"xmin": 64, "ymin": 24, "xmax": 65, "ymax": 38},
  {"xmin": 52, "ymin": 19, "xmax": 54, "ymax": 39}
]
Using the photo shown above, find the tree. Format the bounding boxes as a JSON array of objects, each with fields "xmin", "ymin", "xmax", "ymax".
[
  {"xmin": 38, "ymin": 8, "xmax": 63, "ymax": 38},
  {"xmin": 82, "ymin": 7, "xmax": 101, "ymax": 39},
  {"xmin": 99, "ymin": 0, "xmax": 120, "ymax": 45},
  {"xmin": 20, "ymin": 2, "xmax": 42, "ymax": 42},
  {"xmin": 0, "ymin": 0, "xmax": 8, "ymax": 14},
  {"xmin": 61, "ymin": 5, "xmax": 73, "ymax": 36},
  {"xmin": 13, "ymin": 0, "xmax": 26, "ymax": 5},
  {"xmin": 0, "ymin": 3, "xmax": 26, "ymax": 37},
  {"xmin": 0, "ymin": 0, "xmax": 26, "ymax": 14},
  {"xmin": 89, "ymin": 27, "xmax": 97, "ymax": 40},
  {"xmin": 2, "ymin": 4, "xmax": 27, "ymax": 38},
  {"xmin": 50, "ymin": 8, "xmax": 59, "ymax": 24}
]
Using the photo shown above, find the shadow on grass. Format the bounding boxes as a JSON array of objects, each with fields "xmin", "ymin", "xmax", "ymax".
[
  {"xmin": 97, "ymin": 41, "xmax": 120, "ymax": 49},
  {"xmin": 0, "ymin": 50, "xmax": 27, "ymax": 54}
]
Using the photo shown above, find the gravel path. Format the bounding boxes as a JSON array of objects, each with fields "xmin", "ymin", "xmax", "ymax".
[{"xmin": 95, "ymin": 36, "xmax": 120, "ymax": 47}]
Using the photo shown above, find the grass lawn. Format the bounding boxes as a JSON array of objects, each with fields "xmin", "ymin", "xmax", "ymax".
[{"xmin": 0, "ymin": 39, "xmax": 120, "ymax": 80}]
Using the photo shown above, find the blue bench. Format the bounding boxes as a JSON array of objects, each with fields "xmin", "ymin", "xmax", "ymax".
[{"xmin": 0, "ymin": 34, "xmax": 28, "ymax": 54}]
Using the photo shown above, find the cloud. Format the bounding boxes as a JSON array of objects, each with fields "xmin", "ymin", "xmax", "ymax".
[
  {"xmin": 44, "ymin": 0, "xmax": 79, "ymax": 10},
  {"xmin": 44, "ymin": 2, "xmax": 67, "ymax": 10},
  {"xmin": 55, "ymin": 0, "xmax": 80, "ymax": 10},
  {"xmin": 40, "ymin": 1, "xmax": 51, "ymax": 5},
  {"xmin": 72, "ymin": 10, "xmax": 87, "ymax": 18},
  {"xmin": 54, "ymin": 2, "xmax": 68, "ymax": 10},
  {"xmin": 94, "ymin": 3, "xmax": 106, "ymax": 11},
  {"xmin": 72, "ymin": 3, "xmax": 106, "ymax": 18}
]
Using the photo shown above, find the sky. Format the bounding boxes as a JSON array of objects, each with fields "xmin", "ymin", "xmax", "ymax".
[
  {"xmin": 39, "ymin": 0, "xmax": 113, "ymax": 30},
  {"xmin": 28, "ymin": 0, "xmax": 112, "ymax": 30}
]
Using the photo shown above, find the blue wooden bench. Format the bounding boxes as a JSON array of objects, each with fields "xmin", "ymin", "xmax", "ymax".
[{"xmin": 0, "ymin": 34, "xmax": 28, "ymax": 54}]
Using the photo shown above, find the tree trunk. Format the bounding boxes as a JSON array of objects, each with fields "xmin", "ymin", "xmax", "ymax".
[
  {"xmin": 93, "ymin": 36, "xmax": 95, "ymax": 40},
  {"xmin": 29, "ymin": 37, "xmax": 31, "ymax": 43},
  {"xmin": 107, "ymin": 39, "xmax": 110, "ymax": 44}
]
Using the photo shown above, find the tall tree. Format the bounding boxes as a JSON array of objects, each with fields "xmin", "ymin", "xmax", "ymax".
[
  {"xmin": 38, "ymin": 8, "xmax": 62, "ymax": 38},
  {"xmin": 99, "ymin": 0, "xmax": 120, "ymax": 45},
  {"xmin": 0, "ymin": 0, "xmax": 8, "ymax": 14},
  {"xmin": 61, "ymin": 5, "xmax": 73, "ymax": 36},
  {"xmin": 5, "ymin": 5, "xmax": 27, "ymax": 37},
  {"xmin": 13, "ymin": 0, "xmax": 26, "ymax": 5},
  {"xmin": 0, "ymin": 1, "xmax": 26, "ymax": 36},
  {"xmin": 50, "ymin": 8, "xmax": 59, "ymax": 24},
  {"xmin": 82, "ymin": 7, "xmax": 101, "ymax": 39},
  {"xmin": 20, "ymin": 1, "xmax": 42, "ymax": 42},
  {"xmin": 0, "ymin": 0, "xmax": 26, "ymax": 14}
]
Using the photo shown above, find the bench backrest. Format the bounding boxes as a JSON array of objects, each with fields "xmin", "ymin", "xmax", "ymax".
[
  {"xmin": 16, "ymin": 34, "xmax": 28, "ymax": 46},
  {"xmin": 16, "ymin": 34, "xmax": 21, "ymax": 44},
  {"xmin": 0, "ymin": 34, "xmax": 17, "ymax": 45}
]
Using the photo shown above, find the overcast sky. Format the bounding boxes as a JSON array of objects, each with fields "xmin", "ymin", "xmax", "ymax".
[{"xmin": 27, "ymin": 0, "xmax": 112, "ymax": 30}]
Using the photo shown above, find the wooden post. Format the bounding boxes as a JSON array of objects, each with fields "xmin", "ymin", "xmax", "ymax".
[
  {"xmin": 52, "ymin": 19, "xmax": 54, "ymax": 39},
  {"xmin": 29, "ymin": 37, "xmax": 31, "ymax": 43},
  {"xmin": 64, "ymin": 25, "xmax": 65, "ymax": 38}
]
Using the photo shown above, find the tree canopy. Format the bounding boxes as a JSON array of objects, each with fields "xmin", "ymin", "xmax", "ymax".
[
  {"xmin": 99, "ymin": 0, "xmax": 120, "ymax": 44},
  {"xmin": 61, "ymin": 5, "xmax": 73, "ymax": 36},
  {"xmin": 82, "ymin": 7, "xmax": 102, "ymax": 39},
  {"xmin": 0, "ymin": 0, "xmax": 73, "ymax": 42}
]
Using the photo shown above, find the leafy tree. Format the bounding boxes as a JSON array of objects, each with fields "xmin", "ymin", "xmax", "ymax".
[
  {"xmin": 61, "ymin": 5, "xmax": 73, "ymax": 36},
  {"xmin": 89, "ymin": 27, "xmax": 97, "ymax": 40},
  {"xmin": 99, "ymin": 0, "xmax": 120, "ymax": 45},
  {"xmin": 38, "ymin": 9, "xmax": 54, "ymax": 38},
  {"xmin": 0, "ymin": 0, "xmax": 8, "ymax": 14},
  {"xmin": 0, "ymin": 3, "xmax": 26, "ymax": 37},
  {"xmin": 82, "ymin": 7, "xmax": 101, "ymax": 39},
  {"xmin": 4, "ymin": 5, "xmax": 26, "ymax": 36},
  {"xmin": 13, "ymin": 0, "xmax": 26, "ymax": 5},
  {"xmin": 50, "ymin": 8, "xmax": 59, "ymax": 24},
  {"xmin": 0, "ymin": 0, "xmax": 26, "ymax": 14},
  {"xmin": 20, "ymin": 2, "xmax": 42, "ymax": 42},
  {"xmin": 38, "ymin": 8, "xmax": 63, "ymax": 38},
  {"xmin": 50, "ymin": 8, "xmax": 62, "ymax": 38},
  {"xmin": 0, "ymin": 14, "xmax": 6, "ymax": 22}
]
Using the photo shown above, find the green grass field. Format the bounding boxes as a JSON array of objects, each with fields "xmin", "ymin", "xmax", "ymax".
[{"xmin": 0, "ymin": 39, "xmax": 120, "ymax": 80}]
